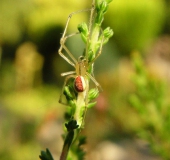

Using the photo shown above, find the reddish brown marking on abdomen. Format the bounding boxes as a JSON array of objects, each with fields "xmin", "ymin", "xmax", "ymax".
[{"xmin": 74, "ymin": 76, "xmax": 84, "ymax": 92}]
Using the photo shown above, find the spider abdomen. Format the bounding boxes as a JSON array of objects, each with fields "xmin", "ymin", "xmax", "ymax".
[{"xmin": 74, "ymin": 76, "xmax": 86, "ymax": 92}]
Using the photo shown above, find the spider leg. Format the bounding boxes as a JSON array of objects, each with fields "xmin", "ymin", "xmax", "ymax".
[
  {"xmin": 59, "ymin": 74, "xmax": 76, "ymax": 105},
  {"xmin": 61, "ymin": 8, "xmax": 92, "ymax": 41},
  {"xmin": 58, "ymin": 6, "xmax": 94, "ymax": 67},
  {"xmin": 86, "ymin": 72, "xmax": 103, "ymax": 91},
  {"xmin": 58, "ymin": 38, "xmax": 77, "ymax": 67},
  {"xmin": 85, "ymin": 3, "xmax": 95, "ymax": 60},
  {"xmin": 61, "ymin": 71, "xmax": 76, "ymax": 77}
]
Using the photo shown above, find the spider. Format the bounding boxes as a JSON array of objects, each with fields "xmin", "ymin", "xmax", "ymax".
[{"xmin": 58, "ymin": 3, "xmax": 104, "ymax": 105}]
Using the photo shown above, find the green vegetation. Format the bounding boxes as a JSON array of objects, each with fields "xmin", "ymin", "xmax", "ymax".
[{"xmin": 129, "ymin": 52, "xmax": 170, "ymax": 159}]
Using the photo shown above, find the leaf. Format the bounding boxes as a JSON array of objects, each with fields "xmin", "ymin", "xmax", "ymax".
[{"xmin": 39, "ymin": 148, "xmax": 54, "ymax": 160}]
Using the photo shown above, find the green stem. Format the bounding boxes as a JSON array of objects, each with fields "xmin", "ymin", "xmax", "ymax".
[
  {"xmin": 90, "ymin": 24, "xmax": 101, "ymax": 53},
  {"xmin": 74, "ymin": 92, "xmax": 86, "ymax": 127},
  {"xmin": 60, "ymin": 131, "xmax": 74, "ymax": 160}
]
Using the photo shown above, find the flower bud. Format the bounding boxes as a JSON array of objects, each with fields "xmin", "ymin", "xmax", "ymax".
[
  {"xmin": 87, "ymin": 101, "xmax": 97, "ymax": 108},
  {"xmin": 88, "ymin": 88, "xmax": 99, "ymax": 101},
  {"xmin": 64, "ymin": 85, "xmax": 74, "ymax": 100},
  {"xmin": 103, "ymin": 27, "xmax": 114, "ymax": 44},
  {"xmin": 78, "ymin": 22, "xmax": 89, "ymax": 43}
]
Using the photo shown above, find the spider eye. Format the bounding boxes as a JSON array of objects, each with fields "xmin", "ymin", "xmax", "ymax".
[{"xmin": 74, "ymin": 76, "xmax": 86, "ymax": 92}]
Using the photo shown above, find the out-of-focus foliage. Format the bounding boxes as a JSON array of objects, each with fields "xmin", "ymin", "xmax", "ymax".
[
  {"xmin": 129, "ymin": 52, "xmax": 170, "ymax": 159},
  {"xmin": 0, "ymin": 86, "xmax": 62, "ymax": 160},
  {"xmin": 0, "ymin": 0, "xmax": 87, "ymax": 45},
  {"xmin": 28, "ymin": 0, "xmax": 87, "ymax": 42},
  {"xmin": 0, "ymin": 0, "xmax": 33, "ymax": 44},
  {"xmin": 164, "ymin": 0, "xmax": 170, "ymax": 33},
  {"xmin": 105, "ymin": 0, "xmax": 166, "ymax": 55}
]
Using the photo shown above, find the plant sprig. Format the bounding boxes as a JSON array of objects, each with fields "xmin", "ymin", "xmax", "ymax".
[{"xmin": 39, "ymin": 0, "xmax": 113, "ymax": 160}]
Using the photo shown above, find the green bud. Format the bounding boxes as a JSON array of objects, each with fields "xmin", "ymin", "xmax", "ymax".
[
  {"xmin": 88, "ymin": 88, "xmax": 99, "ymax": 101},
  {"xmin": 64, "ymin": 85, "xmax": 74, "ymax": 100},
  {"xmin": 68, "ymin": 99, "xmax": 76, "ymax": 109},
  {"xmin": 63, "ymin": 85, "xmax": 77, "ymax": 108},
  {"xmin": 88, "ymin": 49, "xmax": 95, "ymax": 62},
  {"xmin": 78, "ymin": 22, "xmax": 89, "ymax": 43},
  {"xmin": 102, "ymin": 27, "xmax": 114, "ymax": 44},
  {"xmin": 104, "ymin": 27, "xmax": 114, "ymax": 38},
  {"xmin": 100, "ymin": 1, "xmax": 108, "ymax": 14},
  {"xmin": 95, "ymin": 1, "xmax": 108, "ymax": 25},
  {"xmin": 87, "ymin": 101, "xmax": 97, "ymax": 108}
]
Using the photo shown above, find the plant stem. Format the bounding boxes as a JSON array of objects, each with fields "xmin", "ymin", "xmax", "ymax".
[
  {"xmin": 59, "ymin": 0, "xmax": 113, "ymax": 159},
  {"xmin": 60, "ymin": 131, "xmax": 74, "ymax": 160}
]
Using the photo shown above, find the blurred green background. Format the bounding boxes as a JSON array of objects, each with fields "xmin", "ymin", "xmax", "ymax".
[{"xmin": 0, "ymin": 0, "xmax": 170, "ymax": 159}]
